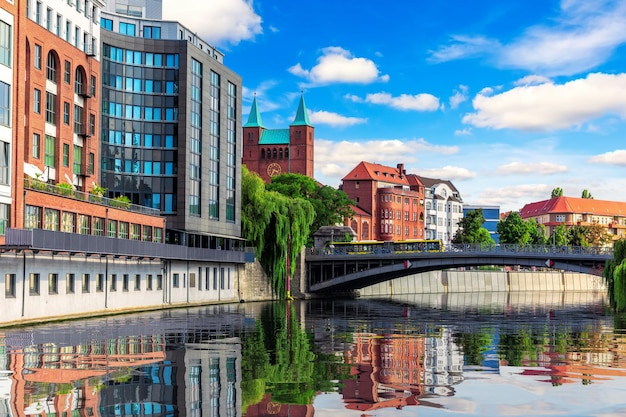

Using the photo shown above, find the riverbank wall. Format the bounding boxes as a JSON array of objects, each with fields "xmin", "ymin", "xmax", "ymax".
[{"xmin": 358, "ymin": 270, "xmax": 607, "ymax": 297}]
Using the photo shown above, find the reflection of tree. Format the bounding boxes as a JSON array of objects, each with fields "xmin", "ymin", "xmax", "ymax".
[
  {"xmin": 240, "ymin": 302, "xmax": 349, "ymax": 414},
  {"xmin": 499, "ymin": 329, "xmax": 543, "ymax": 366},
  {"xmin": 453, "ymin": 331, "xmax": 492, "ymax": 365}
]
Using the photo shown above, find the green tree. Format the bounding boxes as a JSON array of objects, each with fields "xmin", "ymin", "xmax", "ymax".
[
  {"xmin": 267, "ymin": 173, "xmax": 355, "ymax": 245},
  {"xmin": 549, "ymin": 224, "xmax": 569, "ymax": 246},
  {"xmin": 241, "ymin": 166, "xmax": 315, "ymax": 298},
  {"xmin": 586, "ymin": 222, "xmax": 611, "ymax": 246},
  {"xmin": 551, "ymin": 187, "xmax": 563, "ymax": 198},
  {"xmin": 497, "ymin": 212, "xmax": 532, "ymax": 244},
  {"xmin": 566, "ymin": 225, "xmax": 589, "ymax": 247},
  {"xmin": 604, "ymin": 239, "xmax": 626, "ymax": 311},
  {"xmin": 452, "ymin": 209, "xmax": 495, "ymax": 246},
  {"xmin": 527, "ymin": 219, "xmax": 548, "ymax": 245},
  {"xmin": 581, "ymin": 189, "xmax": 594, "ymax": 199}
]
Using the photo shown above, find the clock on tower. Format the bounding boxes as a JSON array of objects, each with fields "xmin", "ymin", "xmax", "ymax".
[{"xmin": 267, "ymin": 162, "xmax": 282, "ymax": 177}]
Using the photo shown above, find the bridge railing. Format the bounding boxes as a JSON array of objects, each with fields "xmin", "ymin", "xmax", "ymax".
[{"xmin": 307, "ymin": 243, "xmax": 613, "ymax": 257}]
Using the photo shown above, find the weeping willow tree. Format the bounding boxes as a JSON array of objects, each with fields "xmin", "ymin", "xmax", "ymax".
[
  {"xmin": 241, "ymin": 166, "xmax": 315, "ymax": 298},
  {"xmin": 604, "ymin": 239, "xmax": 626, "ymax": 311}
]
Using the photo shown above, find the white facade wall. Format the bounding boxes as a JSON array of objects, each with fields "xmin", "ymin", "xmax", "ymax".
[
  {"xmin": 0, "ymin": 253, "xmax": 241, "ymax": 326},
  {"xmin": 424, "ymin": 183, "xmax": 463, "ymax": 243},
  {"xmin": 26, "ymin": 0, "xmax": 103, "ymax": 59},
  {"xmin": 0, "ymin": 7, "xmax": 13, "ymax": 227}
]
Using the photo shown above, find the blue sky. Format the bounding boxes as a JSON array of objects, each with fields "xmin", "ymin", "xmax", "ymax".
[{"xmin": 163, "ymin": 0, "xmax": 626, "ymax": 212}]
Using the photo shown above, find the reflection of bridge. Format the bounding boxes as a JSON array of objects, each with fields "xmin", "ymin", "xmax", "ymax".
[{"xmin": 305, "ymin": 244, "xmax": 613, "ymax": 293}]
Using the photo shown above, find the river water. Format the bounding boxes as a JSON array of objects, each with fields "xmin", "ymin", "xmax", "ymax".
[{"xmin": 1, "ymin": 291, "xmax": 625, "ymax": 417}]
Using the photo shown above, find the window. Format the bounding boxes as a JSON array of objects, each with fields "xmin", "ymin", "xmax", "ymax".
[
  {"xmin": 110, "ymin": 274, "xmax": 117, "ymax": 291},
  {"xmin": 34, "ymin": 44, "xmax": 42, "ymax": 69},
  {"xmin": 73, "ymin": 145, "xmax": 82, "ymax": 175},
  {"xmin": 123, "ymin": 274, "xmax": 129, "ymax": 291},
  {"xmin": 101, "ymin": 17, "xmax": 113, "ymax": 30},
  {"xmin": 29, "ymin": 273, "xmax": 40, "ymax": 295},
  {"xmin": 157, "ymin": 274, "xmax": 163, "ymax": 290},
  {"xmin": 90, "ymin": 75, "xmax": 96, "ymax": 97},
  {"xmin": 66, "ymin": 273, "xmax": 75, "ymax": 293},
  {"xmin": 78, "ymin": 214, "xmax": 90, "ymax": 234},
  {"xmin": 35, "ymin": 1, "xmax": 42, "ymax": 24},
  {"xmin": 32, "ymin": 133, "xmax": 40, "ymax": 158},
  {"xmin": 88, "ymin": 152, "xmax": 94, "ymax": 174},
  {"xmin": 33, "ymin": 88, "xmax": 41, "ymax": 113},
  {"xmin": 173, "ymin": 273, "xmax": 179, "ymax": 288},
  {"xmin": 0, "ymin": 20, "xmax": 11, "ymax": 67},
  {"xmin": 63, "ymin": 101, "xmax": 70, "ymax": 124},
  {"xmin": 65, "ymin": 20, "xmax": 71, "ymax": 42},
  {"xmin": 82, "ymin": 273, "xmax": 90, "ymax": 293},
  {"xmin": 143, "ymin": 26, "xmax": 161, "ymax": 39},
  {"xmin": 48, "ymin": 273, "xmax": 58, "ymax": 293},
  {"xmin": 46, "ymin": 7, "xmax": 52, "ymax": 30},
  {"xmin": 56, "ymin": 14, "xmax": 61, "ymax": 36},
  {"xmin": 74, "ymin": 104, "xmax": 83, "ymax": 134},
  {"xmin": 75, "ymin": 68, "xmax": 84, "ymax": 94},
  {"xmin": 25, "ymin": 205, "xmax": 41, "ymax": 229},
  {"xmin": 61, "ymin": 212, "xmax": 75, "ymax": 232},
  {"xmin": 96, "ymin": 274, "xmax": 104, "ymax": 292},
  {"xmin": 0, "ymin": 81, "xmax": 9, "ymax": 126},
  {"xmin": 119, "ymin": 22, "xmax": 136, "ymax": 36},
  {"xmin": 45, "ymin": 91, "xmax": 56, "ymax": 125},
  {"xmin": 62, "ymin": 143, "xmax": 69, "ymax": 167},
  {"xmin": 44, "ymin": 135, "xmax": 55, "ymax": 167},
  {"xmin": 44, "ymin": 208, "xmax": 59, "ymax": 230},
  {"xmin": 46, "ymin": 51, "xmax": 57, "ymax": 82},
  {"xmin": 89, "ymin": 113, "xmax": 95, "ymax": 135},
  {"xmin": 64, "ymin": 60, "xmax": 71, "ymax": 83},
  {"xmin": 147, "ymin": 274, "xmax": 153, "ymax": 290},
  {"xmin": 134, "ymin": 274, "xmax": 140, "ymax": 290},
  {"xmin": 93, "ymin": 217, "xmax": 104, "ymax": 236},
  {"xmin": 5, "ymin": 274, "xmax": 16, "ymax": 298}
]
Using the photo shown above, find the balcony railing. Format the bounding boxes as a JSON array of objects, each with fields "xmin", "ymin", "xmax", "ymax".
[{"xmin": 24, "ymin": 177, "xmax": 160, "ymax": 216}]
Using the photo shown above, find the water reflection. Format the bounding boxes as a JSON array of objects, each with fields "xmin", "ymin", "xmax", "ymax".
[{"xmin": 1, "ymin": 291, "xmax": 626, "ymax": 416}]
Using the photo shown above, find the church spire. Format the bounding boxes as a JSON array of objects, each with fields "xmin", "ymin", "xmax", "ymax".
[
  {"xmin": 290, "ymin": 94, "xmax": 312, "ymax": 126},
  {"xmin": 243, "ymin": 95, "xmax": 264, "ymax": 128}
]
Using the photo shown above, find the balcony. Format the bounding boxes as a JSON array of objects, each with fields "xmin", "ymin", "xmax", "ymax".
[{"xmin": 24, "ymin": 177, "xmax": 160, "ymax": 216}]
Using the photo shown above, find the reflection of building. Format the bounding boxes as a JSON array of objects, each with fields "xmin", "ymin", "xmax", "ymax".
[
  {"xmin": 5, "ymin": 334, "xmax": 166, "ymax": 417},
  {"xmin": 342, "ymin": 330, "xmax": 465, "ymax": 412},
  {"xmin": 244, "ymin": 393, "xmax": 314, "ymax": 417},
  {"xmin": 242, "ymin": 95, "xmax": 315, "ymax": 183},
  {"xmin": 520, "ymin": 196, "xmax": 626, "ymax": 244}
]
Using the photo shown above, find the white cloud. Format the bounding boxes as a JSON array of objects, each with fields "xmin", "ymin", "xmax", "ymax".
[
  {"xmin": 351, "ymin": 92, "xmax": 440, "ymax": 111},
  {"xmin": 454, "ymin": 128, "xmax": 473, "ymax": 136},
  {"xmin": 476, "ymin": 184, "xmax": 554, "ymax": 209},
  {"xmin": 416, "ymin": 166, "xmax": 477, "ymax": 181},
  {"xmin": 514, "ymin": 75, "xmax": 552, "ymax": 86},
  {"xmin": 308, "ymin": 110, "xmax": 367, "ymax": 127},
  {"xmin": 288, "ymin": 47, "xmax": 389, "ymax": 85},
  {"xmin": 428, "ymin": 35, "xmax": 501, "ymax": 63},
  {"xmin": 589, "ymin": 149, "xmax": 626, "ymax": 165},
  {"xmin": 429, "ymin": 0, "xmax": 626, "ymax": 76},
  {"xmin": 449, "ymin": 85, "xmax": 469, "ymax": 109},
  {"xmin": 496, "ymin": 162, "xmax": 568, "ymax": 175},
  {"xmin": 162, "ymin": 0, "xmax": 262, "ymax": 46},
  {"xmin": 463, "ymin": 73, "xmax": 626, "ymax": 131},
  {"xmin": 499, "ymin": 0, "xmax": 626, "ymax": 75}
]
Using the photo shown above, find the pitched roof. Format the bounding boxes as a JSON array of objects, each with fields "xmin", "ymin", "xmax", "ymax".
[
  {"xmin": 259, "ymin": 129, "xmax": 290, "ymax": 145},
  {"xmin": 520, "ymin": 196, "xmax": 626, "ymax": 218},
  {"xmin": 342, "ymin": 161, "xmax": 410, "ymax": 185},
  {"xmin": 416, "ymin": 175, "xmax": 460, "ymax": 193},
  {"xmin": 350, "ymin": 204, "xmax": 371, "ymax": 217},
  {"xmin": 243, "ymin": 96, "xmax": 264, "ymax": 128},
  {"xmin": 291, "ymin": 95, "xmax": 312, "ymax": 126}
]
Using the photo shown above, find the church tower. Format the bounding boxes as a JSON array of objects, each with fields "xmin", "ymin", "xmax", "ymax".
[{"xmin": 242, "ymin": 95, "xmax": 315, "ymax": 182}]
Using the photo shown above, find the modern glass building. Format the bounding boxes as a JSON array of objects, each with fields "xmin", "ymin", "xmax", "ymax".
[
  {"xmin": 100, "ymin": 1, "xmax": 243, "ymax": 248},
  {"xmin": 463, "ymin": 204, "xmax": 501, "ymax": 243}
]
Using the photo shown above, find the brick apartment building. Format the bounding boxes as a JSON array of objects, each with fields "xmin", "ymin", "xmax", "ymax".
[
  {"xmin": 2, "ymin": 0, "xmax": 165, "ymax": 244},
  {"xmin": 339, "ymin": 161, "xmax": 464, "ymax": 243},
  {"xmin": 242, "ymin": 94, "xmax": 314, "ymax": 183},
  {"xmin": 520, "ymin": 195, "xmax": 626, "ymax": 243}
]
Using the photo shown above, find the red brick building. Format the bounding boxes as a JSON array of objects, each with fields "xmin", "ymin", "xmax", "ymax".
[
  {"xmin": 242, "ymin": 95, "xmax": 314, "ymax": 182},
  {"xmin": 339, "ymin": 162, "xmax": 425, "ymax": 242},
  {"xmin": 2, "ymin": 0, "xmax": 164, "ymax": 244},
  {"xmin": 519, "ymin": 195, "xmax": 626, "ymax": 243}
]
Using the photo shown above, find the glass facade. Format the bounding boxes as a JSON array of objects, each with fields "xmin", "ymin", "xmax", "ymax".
[{"xmin": 101, "ymin": 43, "xmax": 179, "ymax": 212}]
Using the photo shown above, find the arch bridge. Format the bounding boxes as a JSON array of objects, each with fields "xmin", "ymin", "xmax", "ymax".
[{"xmin": 305, "ymin": 244, "xmax": 612, "ymax": 294}]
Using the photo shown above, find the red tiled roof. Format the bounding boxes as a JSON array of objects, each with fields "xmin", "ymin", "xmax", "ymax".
[
  {"xmin": 520, "ymin": 196, "xmax": 626, "ymax": 218},
  {"xmin": 350, "ymin": 204, "xmax": 371, "ymax": 217},
  {"xmin": 342, "ymin": 161, "xmax": 409, "ymax": 185}
]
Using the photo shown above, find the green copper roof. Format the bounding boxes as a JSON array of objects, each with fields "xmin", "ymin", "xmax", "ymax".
[
  {"xmin": 243, "ymin": 96, "xmax": 265, "ymax": 128},
  {"xmin": 290, "ymin": 95, "xmax": 312, "ymax": 126},
  {"xmin": 259, "ymin": 129, "xmax": 290, "ymax": 145}
]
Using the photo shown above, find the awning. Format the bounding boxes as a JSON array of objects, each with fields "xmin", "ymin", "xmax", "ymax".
[{"xmin": 23, "ymin": 162, "xmax": 44, "ymax": 180}]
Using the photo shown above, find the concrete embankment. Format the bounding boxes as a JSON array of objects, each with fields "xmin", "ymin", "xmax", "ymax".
[{"xmin": 358, "ymin": 270, "xmax": 607, "ymax": 297}]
